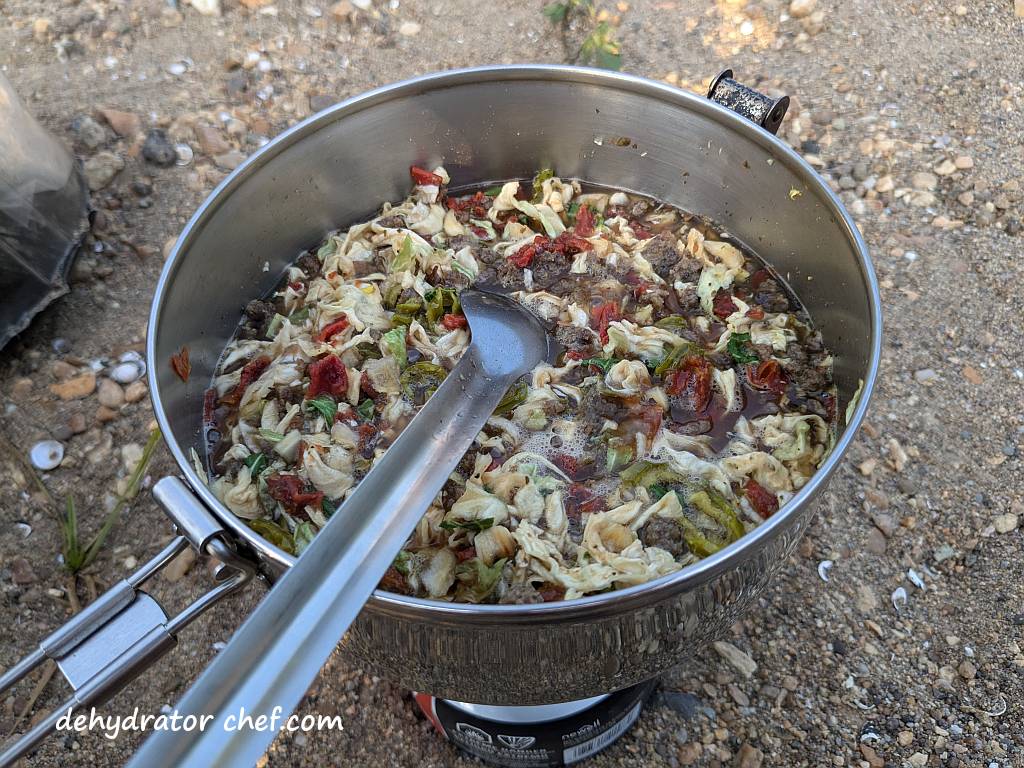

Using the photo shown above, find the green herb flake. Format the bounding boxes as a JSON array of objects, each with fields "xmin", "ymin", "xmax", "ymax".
[
  {"xmin": 393, "ymin": 550, "xmax": 413, "ymax": 576},
  {"xmin": 305, "ymin": 394, "xmax": 337, "ymax": 424},
  {"xmin": 321, "ymin": 498, "xmax": 337, "ymax": 518},
  {"xmin": 440, "ymin": 517, "xmax": 495, "ymax": 533},
  {"xmin": 355, "ymin": 398, "xmax": 376, "ymax": 420},
  {"xmin": 727, "ymin": 332, "xmax": 759, "ymax": 364},
  {"xmin": 243, "ymin": 452, "xmax": 268, "ymax": 477},
  {"xmin": 579, "ymin": 357, "xmax": 621, "ymax": 373},
  {"xmin": 648, "ymin": 483, "xmax": 669, "ymax": 501},
  {"xmin": 531, "ymin": 168, "xmax": 555, "ymax": 203}
]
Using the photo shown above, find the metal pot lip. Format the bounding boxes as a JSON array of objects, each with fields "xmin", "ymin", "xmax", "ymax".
[{"xmin": 149, "ymin": 63, "xmax": 882, "ymax": 621}]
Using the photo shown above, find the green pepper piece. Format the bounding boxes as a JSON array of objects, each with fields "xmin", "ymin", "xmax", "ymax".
[
  {"xmin": 382, "ymin": 283, "xmax": 403, "ymax": 309},
  {"xmin": 395, "ymin": 298, "xmax": 424, "ymax": 314},
  {"xmin": 676, "ymin": 516, "xmax": 724, "ymax": 558},
  {"xmin": 531, "ymin": 168, "xmax": 554, "ymax": 203},
  {"xmin": 654, "ymin": 342, "xmax": 702, "ymax": 378},
  {"xmin": 654, "ymin": 315, "xmax": 688, "ymax": 332},
  {"xmin": 391, "ymin": 313, "xmax": 416, "ymax": 328},
  {"xmin": 688, "ymin": 490, "xmax": 745, "ymax": 543},
  {"xmin": 355, "ymin": 342, "xmax": 382, "ymax": 360},
  {"xmin": 493, "ymin": 380, "xmax": 528, "ymax": 415},
  {"xmin": 620, "ymin": 460, "xmax": 684, "ymax": 487},
  {"xmin": 605, "ymin": 438, "xmax": 634, "ymax": 473},
  {"xmin": 401, "ymin": 361, "xmax": 448, "ymax": 405},
  {"xmin": 248, "ymin": 519, "xmax": 296, "ymax": 555}
]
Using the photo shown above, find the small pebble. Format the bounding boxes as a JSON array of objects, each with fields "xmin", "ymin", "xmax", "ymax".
[
  {"xmin": 994, "ymin": 513, "xmax": 1018, "ymax": 534},
  {"xmin": 98, "ymin": 379, "xmax": 125, "ymax": 409},
  {"xmin": 111, "ymin": 361, "xmax": 144, "ymax": 384},
  {"xmin": 175, "ymin": 143, "xmax": 195, "ymax": 166},
  {"xmin": 143, "ymin": 129, "xmax": 178, "ymax": 166}
]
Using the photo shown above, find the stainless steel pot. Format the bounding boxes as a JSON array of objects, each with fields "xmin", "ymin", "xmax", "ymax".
[{"xmin": 1, "ymin": 64, "xmax": 881, "ymax": 764}]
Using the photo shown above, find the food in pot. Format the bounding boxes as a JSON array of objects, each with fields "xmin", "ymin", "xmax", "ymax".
[{"xmin": 205, "ymin": 167, "xmax": 836, "ymax": 603}]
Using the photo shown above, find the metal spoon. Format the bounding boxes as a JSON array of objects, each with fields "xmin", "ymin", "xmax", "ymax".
[{"xmin": 129, "ymin": 289, "xmax": 557, "ymax": 768}]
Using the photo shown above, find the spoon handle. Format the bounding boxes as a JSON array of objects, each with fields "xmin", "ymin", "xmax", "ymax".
[{"xmin": 129, "ymin": 345, "xmax": 516, "ymax": 768}]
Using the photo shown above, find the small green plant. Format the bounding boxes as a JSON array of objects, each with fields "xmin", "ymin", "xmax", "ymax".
[
  {"xmin": 543, "ymin": 0, "xmax": 623, "ymax": 71},
  {"xmin": 60, "ymin": 427, "xmax": 162, "ymax": 574}
]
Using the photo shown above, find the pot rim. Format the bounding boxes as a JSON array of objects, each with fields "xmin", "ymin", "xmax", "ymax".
[{"xmin": 149, "ymin": 64, "xmax": 882, "ymax": 622}]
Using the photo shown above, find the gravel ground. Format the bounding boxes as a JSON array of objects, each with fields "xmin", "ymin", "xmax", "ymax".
[{"xmin": 2, "ymin": 1, "xmax": 1024, "ymax": 766}]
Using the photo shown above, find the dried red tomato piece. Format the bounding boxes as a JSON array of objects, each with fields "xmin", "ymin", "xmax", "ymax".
[
  {"xmin": 221, "ymin": 355, "xmax": 271, "ymax": 407},
  {"xmin": 666, "ymin": 356, "xmax": 712, "ymax": 412},
  {"xmin": 446, "ymin": 191, "xmax": 488, "ymax": 218},
  {"xmin": 170, "ymin": 345, "xmax": 191, "ymax": 383},
  {"xmin": 630, "ymin": 221, "xmax": 653, "ymax": 240},
  {"xmin": 316, "ymin": 315, "xmax": 350, "ymax": 343},
  {"xmin": 360, "ymin": 371, "xmax": 381, "ymax": 400},
  {"xmin": 614, "ymin": 402, "xmax": 664, "ymax": 449},
  {"xmin": 307, "ymin": 355, "xmax": 348, "ymax": 399},
  {"xmin": 566, "ymin": 483, "xmax": 604, "ymax": 517},
  {"xmin": 712, "ymin": 290, "xmax": 738, "ymax": 319},
  {"xmin": 441, "ymin": 313, "xmax": 468, "ymax": 330},
  {"xmin": 410, "ymin": 166, "xmax": 443, "ymax": 186},
  {"xmin": 746, "ymin": 306, "xmax": 765, "ymax": 320},
  {"xmin": 551, "ymin": 453, "xmax": 579, "ymax": 478},
  {"xmin": 564, "ymin": 350, "xmax": 586, "ymax": 361},
  {"xmin": 456, "ymin": 546, "xmax": 477, "ymax": 563},
  {"xmin": 538, "ymin": 584, "xmax": 566, "ymax": 602},
  {"xmin": 379, "ymin": 566, "xmax": 411, "ymax": 594},
  {"xmin": 749, "ymin": 268, "xmax": 771, "ymax": 290},
  {"xmin": 553, "ymin": 231, "xmax": 591, "ymax": 255},
  {"xmin": 574, "ymin": 204, "xmax": 595, "ymax": 237},
  {"xmin": 748, "ymin": 359, "xmax": 787, "ymax": 396},
  {"xmin": 357, "ymin": 422, "xmax": 378, "ymax": 452},
  {"xmin": 267, "ymin": 473, "xmax": 324, "ymax": 514},
  {"xmin": 508, "ymin": 243, "xmax": 537, "ymax": 268},
  {"xmin": 745, "ymin": 477, "xmax": 779, "ymax": 519},
  {"xmin": 590, "ymin": 301, "xmax": 621, "ymax": 345}
]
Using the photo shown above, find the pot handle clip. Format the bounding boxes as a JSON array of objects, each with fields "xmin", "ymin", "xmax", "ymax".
[
  {"xmin": 707, "ymin": 69, "xmax": 789, "ymax": 136},
  {"xmin": 0, "ymin": 477, "xmax": 255, "ymax": 766}
]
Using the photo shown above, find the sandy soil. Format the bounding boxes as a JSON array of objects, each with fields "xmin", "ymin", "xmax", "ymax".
[{"xmin": 2, "ymin": 1, "xmax": 1023, "ymax": 766}]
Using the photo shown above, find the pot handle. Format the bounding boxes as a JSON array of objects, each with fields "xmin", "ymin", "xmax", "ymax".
[
  {"xmin": 707, "ymin": 69, "xmax": 789, "ymax": 135},
  {"xmin": 0, "ymin": 477, "xmax": 255, "ymax": 767}
]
